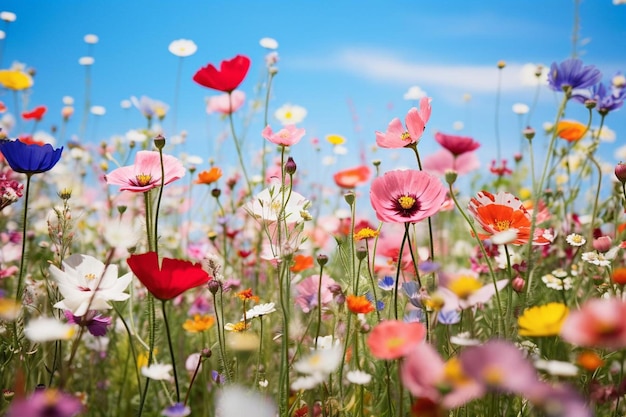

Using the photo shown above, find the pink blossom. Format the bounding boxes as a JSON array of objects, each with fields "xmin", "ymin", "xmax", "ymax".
[
  {"xmin": 106, "ymin": 150, "xmax": 186, "ymax": 192},
  {"xmin": 422, "ymin": 148, "xmax": 480, "ymax": 176},
  {"xmin": 560, "ymin": 298, "xmax": 626, "ymax": 349},
  {"xmin": 206, "ymin": 90, "xmax": 246, "ymax": 114},
  {"xmin": 262, "ymin": 124, "xmax": 306, "ymax": 147},
  {"xmin": 434, "ymin": 132, "xmax": 480, "ymax": 156},
  {"xmin": 294, "ymin": 274, "xmax": 337, "ymax": 313},
  {"xmin": 375, "ymin": 98, "xmax": 431, "ymax": 148},
  {"xmin": 370, "ymin": 169, "xmax": 446, "ymax": 224}
]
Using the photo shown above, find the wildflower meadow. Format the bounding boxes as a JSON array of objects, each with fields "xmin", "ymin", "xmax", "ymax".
[{"xmin": 1, "ymin": 2, "xmax": 626, "ymax": 417}]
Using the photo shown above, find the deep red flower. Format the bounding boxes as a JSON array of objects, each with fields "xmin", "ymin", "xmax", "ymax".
[
  {"xmin": 21, "ymin": 105, "xmax": 47, "ymax": 121},
  {"xmin": 127, "ymin": 252, "xmax": 211, "ymax": 300},
  {"xmin": 434, "ymin": 132, "xmax": 480, "ymax": 156},
  {"xmin": 193, "ymin": 55, "xmax": 251, "ymax": 93}
]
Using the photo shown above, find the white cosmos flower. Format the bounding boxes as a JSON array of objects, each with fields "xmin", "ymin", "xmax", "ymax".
[
  {"xmin": 274, "ymin": 103, "xmax": 307, "ymax": 126},
  {"xmin": 141, "ymin": 363, "xmax": 173, "ymax": 381},
  {"xmin": 581, "ymin": 251, "xmax": 612, "ymax": 267},
  {"xmin": 259, "ymin": 37, "xmax": 278, "ymax": 50},
  {"xmin": 168, "ymin": 39, "xmax": 198, "ymax": 57},
  {"xmin": 24, "ymin": 317, "xmax": 75, "ymax": 342},
  {"xmin": 293, "ymin": 345, "xmax": 342, "ymax": 379},
  {"xmin": 534, "ymin": 359, "xmax": 578, "ymax": 377},
  {"xmin": 79, "ymin": 56, "xmax": 94, "ymax": 66},
  {"xmin": 346, "ymin": 370, "xmax": 372, "ymax": 385},
  {"xmin": 50, "ymin": 254, "xmax": 132, "ymax": 317},
  {"xmin": 243, "ymin": 180, "xmax": 310, "ymax": 224},
  {"xmin": 102, "ymin": 217, "xmax": 142, "ymax": 250},
  {"xmin": 244, "ymin": 302, "xmax": 276, "ymax": 320}
]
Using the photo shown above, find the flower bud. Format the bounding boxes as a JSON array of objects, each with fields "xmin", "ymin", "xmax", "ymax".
[
  {"xmin": 285, "ymin": 157, "xmax": 297, "ymax": 175},
  {"xmin": 497, "ymin": 60, "xmax": 506, "ymax": 69},
  {"xmin": 317, "ymin": 254, "xmax": 328, "ymax": 267},
  {"xmin": 208, "ymin": 279, "xmax": 222, "ymax": 295},
  {"xmin": 615, "ymin": 162, "xmax": 626, "ymax": 184},
  {"xmin": 211, "ymin": 188, "xmax": 221, "ymax": 198},
  {"xmin": 511, "ymin": 276, "xmax": 525, "ymax": 293},
  {"xmin": 592, "ymin": 236, "xmax": 612, "ymax": 253},
  {"xmin": 201, "ymin": 348, "xmax": 212, "ymax": 359},
  {"xmin": 584, "ymin": 99, "xmax": 597, "ymax": 110},
  {"xmin": 344, "ymin": 191, "xmax": 355, "ymax": 206},
  {"xmin": 154, "ymin": 134, "xmax": 166, "ymax": 149},
  {"xmin": 356, "ymin": 246, "xmax": 368, "ymax": 261},
  {"xmin": 444, "ymin": 169, "xmax": 458, "ymax": 185},
  {"xmin": 523, "ymin": 126, "xmax": 535, "ymax": 141}
]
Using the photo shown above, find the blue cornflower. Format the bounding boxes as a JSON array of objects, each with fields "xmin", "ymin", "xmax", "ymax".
[
  {"xmin": 377, "ymin": 275, "xmax": 395, "ymax": 291},
  {"xmin": 402, "ymin": 281, "xmax": 423, "ymax": 308},
  {"xmin": 572, "ymin": 82, "xmax": 626, "ymax": 115},
  {"xmin": 548, "ymin": 58, "xmax": 602, "ymax": 95},
  {"xmin": 437, "ymin": 309, "xmax": 461, "ymax": 325},
  {"xmin": 0, "ymin": 139, "xmax": 63, "ymax": 175}
]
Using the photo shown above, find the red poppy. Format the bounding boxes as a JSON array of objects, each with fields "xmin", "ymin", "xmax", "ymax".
[
  {"xmin": 0, "ymin": 101, "xmax": 6, "ymax": 113},
  {"xmin": 193, "ymin": 55, "xmax": 251, "ymax": 93},
  {"xmin": 127, "ymin": 252, "xmax": 211, "ymax": 300},
  {"xmin": 333, "ymin": 165, "xmax": 371, "ymax": 189},
  {"xmin": 21, "ymin": 105, "xmax": 47, "ymax": 121}
]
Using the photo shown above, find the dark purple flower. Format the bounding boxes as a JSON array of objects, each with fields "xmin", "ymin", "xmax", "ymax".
[
  {"xmin": 6, "ymin": 388, "xmax": 83, "ymax": 417},
  {"xmin": 0, "ymin": 139, "xmax": 63, "ymax": 175},
  {"xmin": 64, "ymin": 310, "xmax": 112, "ymax": 336},
  {"xmin": 548, "ymin": 58, "xmax": 602, "ymax": 95},
  {"xmin": 572, "ymin": 82, "xmax": 626, "ymax": 115}
]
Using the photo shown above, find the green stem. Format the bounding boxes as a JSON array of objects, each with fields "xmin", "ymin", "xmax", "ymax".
[
  {"xmin": 393, "ymin": 225, "xmax": 410, "ymax": 320},
  {"xmin": 227, "ymin": 92, "xmax": 252, "ymax": 194},
  {"xmin": 314, "ymin": 262, "xmax": 325, "ymax": 349},
  {"xmin": 15, "ymin": 173, "xmax": 32, "ymax": 303},
  {"xmin": 410, "ymin": 145, "xmax": 436, "ymax": 261},
  {"xmin": 161, "ymin": 300, "xmax": 180, "ymax": 402}
]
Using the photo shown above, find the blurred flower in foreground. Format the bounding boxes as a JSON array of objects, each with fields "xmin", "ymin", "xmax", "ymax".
[
  {"xmin": 274, "ymin": 103, "xmax": 307, "ymax": 125},
  {"xmin": 468, "ymin": 190, "xmax": 552, "ymax": 245},
  {"xmin": 518, "ymin": 302, "xmax": 569, "ymax": 337},
  {"xmin": 6, "ymin": 388, "xmax": 83, "ymax": 417},
  {"xmin": 294, "ymin": 274, "xmax": 337, "ymax": 313},
  {"xmin": 216, "ymin": 385, "xmax": 276, "ymax": 417},
  {"xmin": 243, "ymin": 180, "xmax": 310, "ymax": 224},
  {"xmin": 561, "ymin": 298, "xmax": 626, "ymax": 348},
  {"xmin": 131, "ymin": 95, "xmax": 169, "ymax": 120},
  {"xmin": 555, "ymin": 119, "xmax": 587, "ymax": 142},
  {"xmin": 375, "ymin": 97, "xmax": 431, "ymax": 148},
  {"xmin": 24, "ymin": 316, "xmax": 75, "ymax": 342},
  {"xmin": 50, "ymin": 253, "xmax": 132, "ymax": 317},
  {"xmin": 127, "ymin": 251, "xmax": 211, "ymax": 301},
  {"xmin": 423, "ymin": 148, "xmax": 480, "ymax": 176},
  {"xmin": 206, "ymin": 90, "xmax": 245, "ymax": 114},
  {"xmin": 0, "ymin": 68, "xmax": 33, "ymax": 90},
  {"xmin": 84, "ymin": 34, "xmax": 98, "ymax": 44},
  {"xmin": 333, "ymin": 165, "xmax": 371, "ymax": 189},
  {"xmin": 168, "ymin": 39, "xmax": 197, "ymax": 57},
  {"xmin": 572, "ymin": 82, "xmax": 626, "ymax": 115},
  {"xmin": 439, "ymin": 274, "xmax": 509, "ymax": 311},
  {"xmin": 370, "ymin": 169, "xmax": 446, "ymax": 223},
  {"xmin": 193, "ymin": 55, "xmax": 251, "ymax": 93},
  {"xmin": 548, "ymin": 58, "xmax": 602, "ymax": 94},
  {"xmin": 142, "ymin": 363, "xmax": 173, "ymax": 380},
  {"xmin": 0, "ymin": 11, "xmax": 16, "ymax": 22},
  {"xmin": 106, "ymin": 150, "xmax": 185, "ymax": 192},
  {"xmin": 367, "ymin": 320, "xmax": 426, "ymax": 359},
  {"xmin": 0, "ymin": 138, "xmax": 63, "ymax": 174}
]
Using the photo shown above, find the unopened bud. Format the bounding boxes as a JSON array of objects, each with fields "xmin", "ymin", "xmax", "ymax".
[
  {"xmin": 615, "ymin": 162, "xmax": 626, "ymax": 184},
  {"xmin": 584, "ymin": 99, "xmax": 597, "ymax": 110},
  {"xmin": 497, "ymin": 60, "xmax": 506, "ymax": 69},
  {"xmin": 285, "ymin": 157, "xmax": 297, "ymax": 175},
  {"xmin": 445, "ymin": 170, "xmax": 458, "ymax": 185},
  {"xmin": 317, "ymin": 254, "xmax": 328, "ymax": 267},
  {"xmin": 512, "ymin": 276, "xmax": 525, "ymax": 293},
  {"xmin": 344, "ymin": 191, "xmax": 355, "ymax": 206},
  {"xmin": 208, "ymin": 279, "xmax": 222, "ymax": 295},
  {"xmin": 154, "ymin": 134, "xmax": 166, "ymax": 149},
  {"xmin": 201, "ymin": 348, "xmax": 212, "ymax": 359},
  {"xmin": 356, "ymin": 246, "xmax": 368, "ymax": 261},
  {"xmin": 593, "ymin": 236, "xmax": 612, "ymax": 253},
  {"xmin": 523, "ymin": 126, "xmax": 535, "ymax": 141},
  {"xmin": 211, "ymin": 188, "xmax": 221, "ymax": 198}
]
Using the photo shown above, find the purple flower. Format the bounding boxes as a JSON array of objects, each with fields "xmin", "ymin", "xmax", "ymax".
[
  {"xmin": 437, "ymin": 309, "xmax": 461, "ymax": 325},
  {"xmin": 527, "ymin": 383, "xmax": 592, "ymax": 417},
  {"xmin": 548, "ymin": 58, "xmax": 602, "ymax": 95},
  {"xmin": 161, "ymin": 402, "xmax": 191, "ymax": 417},
  {"xmin": 572, "ymin": 82, "xmax": 625, "ymax": 115},
  {"xmin": 0, "ymin": 139, "xmax": 63, "ymax": 175},
  {"xmin": 403, "ymin": 309, "xmax": 425, "ymax": 323},
  {"xmin": 64, "ymin": 310, "xmax": 112, "ymax": 336},
  {"xmin": 6, "ymin": 388, "xmax": 83, "ymax": 417}
]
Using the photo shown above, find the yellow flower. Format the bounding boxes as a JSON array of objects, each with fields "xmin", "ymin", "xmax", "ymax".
[
  {"xmin": 0, "ymin": 69, "xmax": 33, "ymax": 90},
  {"xmin": 183, "ymin": 314, "xmax": 215, "ymax": 333},
  {"xmin": 353, "ymin": 227, "xmax": 379, "ymax": 241},
  {"xmin": 448, "ymin": 276, "xmax": 483, "ymax": 299},
  {"xmin": 326, "ymin": 134, "xmax": 346, "ymax": 146},
  {"xmin": 518, "ymin": 302, "xmax": 569, "ymax": 337},
  {"xmin": 137, "ymin": 349, "xmax": 158, "ymax": 370}
]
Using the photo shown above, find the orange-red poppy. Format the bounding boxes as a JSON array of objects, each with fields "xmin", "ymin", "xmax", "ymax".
[
  {"xmin": 21, "ymin": 105, "xmax": 47, "ymax": 121},
  {"xmin": 290, "ymin": 254, "xmax": 314, "ymax": 273},
  {"xmin": 333, "ymin": 165, "xmax": 371, "ymax": 189},
  {"xmin": 346, "ymin": 294, "xmax": 375, "ymax": 314},
  {"xmin": 555, "ymin": 120, "xmax": 587, "ymax": 142},
  {"xmin": 195, "ymin": 166, "xmax": 222, "ymax": 185},
  {"xmin": 612, "ymin": 267, "xmax": 626, "ymax": 286}
]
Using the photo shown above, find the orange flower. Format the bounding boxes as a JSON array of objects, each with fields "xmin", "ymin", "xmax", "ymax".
[
  {"xmin": 183, "ymin": 314, "xmax": 215, "ymax": 333},
  {"xmin": 346, "ymin": 294, "xmax": 375, "ymax": 314},
  {"xmin": 333, "ymin": 165, "xmax": 371, "ymax": 189},
  {"xmin": 612, "ymin": 267, "xmax": 626, "ymax": 286},
  {"xmin": 555, "ymin": 120, "xmax": 587, "ymax": 142},
  {"xmin": 237, "ymin": 288, "xmax": 259, "ymax": 303},
  {"xmin": 577, "ymin": 351, "xmax": 604, "ymax": 371},
  {"xmin": 195, "ymin": 166, "xmax": 222, "ymax": 185},
  {"xmin": 290, "ymin": 254, "xmax": 314, "ymax": 273}
]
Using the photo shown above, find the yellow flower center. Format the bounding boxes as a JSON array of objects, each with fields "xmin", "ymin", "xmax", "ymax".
[
  {"xmin": 495, "ymin": 219, "xmax": 511, "ymax": 231},
  {"xmin": 284, "ymin": 111, "xmax": 292, "ymax": 120},
  {"xmin": 482, "ymin": 366, "xmax": 503, "ymax": 385},
  {"xmin": 401, "ymin": 131, "xmax": 411, "ymax": 141},
  {"xmin": 448, "ymin": 276, "xmax": 483, "ymax": 299},
  {"xmin": 84, "ymin": 273, "xmax": 97, "ymax": 281},
  {"xmin": 386, "ymin": 337, "xmax": 405, "ymax": 349},
  {"xmin": 398, "ymin": 196, "xmax": 416, "ymax": 210},
  {"xmin": 136, "ymin": 173, "xmax": 153, "ymax": 186}
]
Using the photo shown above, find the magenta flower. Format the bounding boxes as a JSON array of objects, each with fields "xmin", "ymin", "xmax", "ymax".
[
  {"xmin": 106, "ymin": 150, "xmax": 185, "ymax": 192},
  {"xmin": 262, "ymin": 124, "xmax": 306, "ymax": 147},
  {"xmin": 6, "ymin": 388, "xmax": 84, "ymax": 417},
  {"xmin": 434, "ymin": 132, "xmax": 481, "ymax": 156},
  {"xmin": 375, "ymin": 97, "xmax": 431, "ymax": 148},
  {"xmin": 370, "ymin": 169, "xmax": 446, "ymax": 223},
  {"xmin": 560, "ymin": 298, "xmax": 626, "ymax": 349}
]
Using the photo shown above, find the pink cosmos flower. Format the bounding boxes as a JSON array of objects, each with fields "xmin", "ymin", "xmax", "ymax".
[
  {"xmin": 375, "ymin": 98, "xmax": 431, "ymax": 148},
  {"xmin": 370, "ymin": 169, "xmax": 446, "ymax": 224},
  {"xmin": 206, "ymin": 90, "xmax": 246, "ymax": 114},
  {"xmin": 422, "ymin": 148, "xmax": 480, "ymax": 176},
  {"xmin": 366, "ymin": 320, "xmax": 426, "ymax": 360},
  {"xmin": 294, "ymin": 274, "xmax": 338, "ymax": 313},
  {"xmin": 262, "ymin": 124, "xmax": 306, "ymax": 147},
  {"xmin": 106, "ymin": 150, "xmax": 186, "ymax": 192},
  {"xmin": 560, "ymin": 298, "xmax": 626, "ymax": 349},
  {"xmin": 434, "ymin": 132, "xmax": 481, "ymax": 156}
]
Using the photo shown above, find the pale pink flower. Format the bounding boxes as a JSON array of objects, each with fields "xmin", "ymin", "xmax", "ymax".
[
  {"xmin": 106, "ymin": 150, "xmax": 186, "ymax": 192},
  {"xmin": 423, "ymin": 148, "xmax": 480, "ymax": 176},
  {"xmin": 206, "ymin": 90, "xmax": 245, "ymax": 114},
  {"xmin": 294, "ymin": 274, "xmax": 337, "ymax": 313},
  {"xmin": 375, "ymin": 98, "xmax": 431, "ymax": 148},
  {"xmin": 560, "ymin": 298, "xmax": 626, "ymax": 349},
  {"xmin": 262, "ymin": 124, "xmax": 305, "ymax": 147}
]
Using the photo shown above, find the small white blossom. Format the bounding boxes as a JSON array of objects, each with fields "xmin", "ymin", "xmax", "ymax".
[
  {"xmin": 259, "ymin": 37, "xmax": 278, "ymax": 50},
  {"xmin": 582, "ymin": 251, "xmax": 612, "ymax": 267},
  {"xmin": 0, "ymin": 11, "xmax": 17, "ymax": 22},
  {"xmin": 535, "ymin": 359, "xmax": 578, "ymax": 377},
  {"xmin": 79, "ymin": 56, "xmax": 95, "ymax": 66},
  {"xmin": 141, "ymin": 363, "xmax": 173, "ymax": 381},
  {"xmin": 566, "ymin": 233, "xmax": 586, "ymax": 247},
  {"xmin": 244, "ymin": 302, "xmax": 276, "ymax": 320},
  {"xmin": 346, "ymin": 370, "xmax": 372, "ymax": 385},
  {"xmin": 84, "ymin": 34, "xmax": 99, "ymax": 44},
  {"xmin": 512, "ymin": 103, "xmax": 529, "ymax": 115},
  {"xmin": 168, "ymin": 39, "xmax": 198, "ymax": 57}
]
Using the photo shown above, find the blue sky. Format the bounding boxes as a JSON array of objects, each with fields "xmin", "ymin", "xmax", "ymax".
[{"xmin": 1, "ymin": 0, "xmax": 625, "ymax": 186}]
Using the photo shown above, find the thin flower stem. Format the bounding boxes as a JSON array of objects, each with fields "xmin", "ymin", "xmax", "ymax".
[
  {"xmin": 261, "ymin": 72, "xmax": 275, "ymax": 182},
  {"xmin": 314, "ymin": 262, "xmax": 325, "ymax": 350},
  {"xmin": 364, "ymin": 240, "xmax": 381, "ymax": 323},
  {"xmin": 494, "ymin": 66, "xmax": 503, "ymax": 163},
  {"xmin": 227, "ymin": 92, "xmax": 252, "ymax": 194},
  {"xmin": 185, "ymin": 353, "xmax": 204, "ymax": 406},
  {"xmin": 393, "ymin": 225, "xmax": 410, "ymax": 320},
  {"xmin": 14, "ymin": 173, "xmax": 32, "ymax": 303},
  {"xmin": 154, "ymin": 144, "xmax": 167, "ymax": 257},
  {"xmin": 161, "ymin": 300, "xmax": 180, "ymax": 402},
  {"xmin": 409, "ymin": 144, "xmax": 436, "ymax": 261},
  {"xmin": 405, "ymin": 224, "xmax": 430, "ymax": 340},
  {"xmin": 254, "ymin": 316, "xmax": 265, "ymax": 387}
]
